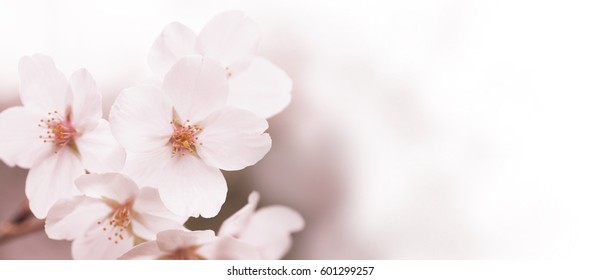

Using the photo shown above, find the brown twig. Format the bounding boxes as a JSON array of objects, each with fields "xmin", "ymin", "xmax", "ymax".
[{"xmin": 0, "ymin": 201, "xmax": 45, "ymax": 246}]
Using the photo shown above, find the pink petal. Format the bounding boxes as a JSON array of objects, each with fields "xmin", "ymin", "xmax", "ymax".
[
  {"xmin": 238, "ymin": 206, "xmax": 305, "ymax": 259},
  {"xmin": 68, "ymin": 69, "xmax": 102, "ymax": 127},
  {"xmin": 133, "ymin": 187, "xmax": 188, "ymax": 223},
  {"xmin": 196, "ymin": 11, "xmax": 259, "ymax": 70},
  {"xmin": 156, "ymin": 229, "xmax": 216, "ymax": 252},
  {"xmin": 219, "ymin": 191, "xmax": 260, "ymax": 237},
  {"xmin": 26, "ymin": 149, "xmax": 85, "ymax": 218},
  {"xmin": 109, "ymin": 85, "xmax": 173, "ymax": 153},
  {"xmin": 18, "ymin": 54, "xmax": 70, "ymax": 115},
  {"xmin": 199, "ymin": 236, "xmax": 261, "ymax": 260},
  {"xmin": 131, "ymin": 214, "xmax": 186, "ymax": 243},
  {"xmin": 131, "ymin": 187, "xmax": 187, "ymax": 241},
  {"xmin": 148, "ymin": 22, "xmax": 197, "ymax": 80},
  {"xmin": 229, "ymin": 56, "xmax": 293, "ymax": 118},
  {"xmin": 45, "ymin": 196, "xmax": 110, "ymax": 240},
  {"xmin": 123, "ymin": 149, "xmax": 227, "ymax": 218},
  {"xmin": 71, "ymin": 221, "xmax": 135, "ymax": 260},
  {"xmin": 118, "ymin": 241, "xmax": 163, "ymax": 260},
  {"xmin": 0, "ymin": 106, "xmax": 52, "ymax": 168},
  {"xmin": 76, "ymin": 119, "xmax": 125, "ymax": 173},
  {"xmin": 75, "ymin": 173, "xmax": 139, "ymax": 204},
  {"xmin": 163, "ymin": 56, "xmax": 228, "ymax": 121},
  {"xmin": 198, "ymin": 107, "xmax": 271, "ymax": 171}
]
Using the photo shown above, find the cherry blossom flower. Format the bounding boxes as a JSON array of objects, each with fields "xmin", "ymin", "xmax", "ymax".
[
  {"xmin": 119, "ymin": 229, "xmax": 260, "ymax": 260},
  {"xmin": 45, "ymin": 173, "xmax": 187, "ymax": 260},
  {"xmin": 0, "ymin": 54, "xmax": 125, "ymax": 218},
  {"xmin": 219, "ymin": 191, "xmax": 305, "ymax": 259},
  {"xmin": 149, "ymin": 10, "xmax": 292, "ymax": 118},
  {"xmin": 109, "ymin": 55, "xmax": 272, "ymax": 218}
]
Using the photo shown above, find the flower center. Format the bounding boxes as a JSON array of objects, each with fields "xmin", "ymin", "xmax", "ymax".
[
  {"xmin": 38, "ymin": 107, "xmax": 77, "ymax": 151},
  {"xmin": 96, "ymin": 200, "xmax": 133, "ymax": 245},
  {"xmin": 160, "ymin": 246, "xmax": 206, "ymax": 260},
  {"xmin": 169, "ymin": 118, "xmax": 202, "ymax": 157}
]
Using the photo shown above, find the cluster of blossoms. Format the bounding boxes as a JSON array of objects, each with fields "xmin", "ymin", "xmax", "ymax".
[{"xmin": 0, "ymin": 11, "xmax": 303, "ymax": 259}]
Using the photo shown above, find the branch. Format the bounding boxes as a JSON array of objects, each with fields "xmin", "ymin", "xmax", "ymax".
[{"xmin": 0, "ymin": 202, "xmax": 45, "ymax": 246}]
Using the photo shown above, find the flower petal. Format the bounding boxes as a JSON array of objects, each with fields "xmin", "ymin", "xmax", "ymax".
[
  {"xmin": 123, "ymin": 148, "xmax": 227, "ymax": 218},
  {"xmin": 71, "ymin": 222, "xmax": 135, "ymax": 260},
  {"xmin": 198, "ymin": 107, "xmax": 271, "ymax": 171},
  {"xmin": 156, "ymin": 229, "xmax": 216, "ymax": 252},
  {"xmin": 237, "ymin": 206, "xmax": 305, "ymax": 259},
  {"xmin": 109, "ymin": 85, "xmax": 173, "ymax": 153},
  {"xmin": 118, "ymin": 241, "xmax": 163, "ymax": 260},
  {"xmin": 131, "ymin": 187, "xmax": 187, "ymax": 241},
  {"xmin": 131, "ymin": 214, "xmax": 186, "ymax": 242},
  {"xmin": 229, "ymin": 57, "xmax": 293, "ymax": 118},
  {"xmin": 75, "ymin": 173, "xmax": 140, "ymax": 204},
  {"xmin": 75, "ymin": 119, "xmax": 125, "ymax": 173},
  {"xmin": 68, "ymin": 69, "xmax": 102, "ymax": 127},
  {"xmin": 196, "ymin": 11, "xmax": 259, "ymax": 69},
  {"xmin": 45, "ymin": 196, "xmax": 111, "ymax": 240},
  {"xmin": 133, "ymin": 187, "xmax": 188, "ymax": 223},
  {"xmin": 163, "ymin": 56, "xmax": 228, "ymax": 121},
  {"xmin": 219, "ymin": 191, "xmax": 260, "ymax": 237},
  {"xmin": 0, "ymin": 106, "xmax": 51, "ymax": 168},
  {"xmin": 26, "ymin": 149, "xmax": 85, "ymax": 218},
  {"xmin": 199, "ymin": 236, "xmax": 261, "ymax": 260},
  {"xmin": 18, "ymin": 54, "xmax": 70, "ymax": 114},
  {"xmin": 148, "ymin": 22, "xmax": 198, "ymax": 80}
]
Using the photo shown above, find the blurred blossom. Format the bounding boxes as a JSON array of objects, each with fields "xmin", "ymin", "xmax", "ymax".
[
  {"xmin": 219, "ymin": 191, "xmax": 304, "ymax": 259},
  {"xmin": 149, "ymin": 11, "xmax": 292, "ymax": 118},
  {"xmin": 119, "ymin": 229, "xmax": 260, "ymax": 260}
]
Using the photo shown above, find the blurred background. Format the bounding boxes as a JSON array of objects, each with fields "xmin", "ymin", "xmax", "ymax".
[{"xmin": 2, "ymin": 0, "xmax": 600, "ymax": 259}]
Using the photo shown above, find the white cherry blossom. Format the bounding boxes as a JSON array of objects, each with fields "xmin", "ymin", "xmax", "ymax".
[
  {"xmin": 219, "ymin": 191, "xmax": 305, "ymax": 259},
  {"xmin": 109, "ymin": 55, "xmax": 271, "ymax": 218},
  {"xmin": 119, "ymin": 229, "xmax": 260, "ymax": 260},
  {"xmin": 149, "ymin": 10, "xmax": 292, "ymax": 118},
  {"xmin": 0, "ymin": 54, "xmax": 125, "ymax": 218},
  {"xmin": 45, "ymin": 173, "xmax": 187, "ymax": 260}
]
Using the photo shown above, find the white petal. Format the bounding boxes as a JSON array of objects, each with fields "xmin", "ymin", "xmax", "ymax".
[
  {"xmin": 131, "ymin": 215, "xmax": 186, "ymax": 242},
  {"xmin": 75, "ymin": 119, "xmax": 125, "ymax": 173},
  {"xmin": 196, "ymin": 11, "xmax": 259, "ymax": 68},
  {"xmin": 199, "ymin": 236, "xmax": 261, "ymax": 260},
  {"xmin": 219, "ymin": 191, "xmax": 259, "ymax": 237},
  {"xmin": 18, "ymin": 54, "xmax": 71, "ymax": 114},
  {"xmin": 26, "ymin": 149, "xmax": 85, "ymax": 218},
  {"xmin": 0, "ymin": 106, "xmax": 52, "ymax": 168},
  {"xmin": 45, "ymin": 196, "xmax": 111, "ymax": 240},
  {"xmin": 121, "ymin": 149, "xmax": 169, "ymax": 187},
  {"xmin": 133, "ymin": 187, "xmax": 188, "ymax": 223},
  {"xmin": 71, "ymin": 222, "xmax": 135, "ymax": 260},
  {"xmin": 118, "ymin": 241, "xmax": 163, "ymax": 260},
  {"xmin": 156, "ymin": 229, "xmax": 216, "ymax": 252},
  {"xmin": 238, "ymin": 206, "xmax": 305, "ymax": 259},
  {"xmin": 109, "ymin": 85, "xmax": 173, "ymax": 153},
  {"xmin": 68, "ymin": 69, "xmax": 102, "ymax": 127},
  {"xmin": 198, "ymin": 107, "xmax": 271, "ymax": 171},
  {"xmin": 229, "ymin": 57, "xmax": 293, "ymax": 118},
  {"xmin": 131, "ymin": 187, "xmax": 187, "ymax": 241},
  {"xmin": 123, "ymin": 148, "xmax": 227, "ymax": 218},
  {"xmin": 163, "ymin": 56, "xmax": 228, "ymax": 121},
  {"xmin": 148, "ymin": 22, "xmax": 198, "ymax": 80},
  {"xmin": 75, "ymin": 173, "xmax": 140, "ymax": 204}
]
